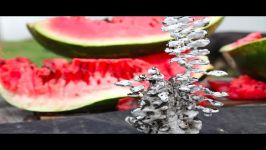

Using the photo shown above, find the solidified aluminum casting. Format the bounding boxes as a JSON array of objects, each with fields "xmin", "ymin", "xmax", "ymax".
[{"xmin": 115, "ymin": 16, "xmax": 228, "ymax": 134}]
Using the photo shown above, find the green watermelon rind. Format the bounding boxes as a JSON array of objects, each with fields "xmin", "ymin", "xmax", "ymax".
[
  {"xmin": 27, "ymin": 23, "xmax": 168, "ymax": 58},
  {"xmin": 220, "ymin": 38, "xmax": 266, "ymax": 81},
  {"xmin": 0, "ymin": 83, "xmax": 129, "ymax": 112},
  {"xmin": 27, "ymin": 17, "xmax": 224, "ymax": 58},
  {"xmin": 204, "ymin": 16, "xmax": 224, "ymax": 35},
  {"xmin": 220, "ymin": 38, "xmax": 266, "ymax": 52}
]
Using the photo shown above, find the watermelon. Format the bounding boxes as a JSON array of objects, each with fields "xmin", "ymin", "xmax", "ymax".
[
  {"xmin": 27, "ymin": 16, "xmax": 224, "ymax": 58},
  {"xmin": 0, "ymin": 53, "xmax": 212, "ymax": 112},
  {"xmin": 208, "ymin": 75, "xmax": 266, "ymax": 100},
  {"xmin": 220, "ymin": 32, "xmax": 266, "ymax": 81}
]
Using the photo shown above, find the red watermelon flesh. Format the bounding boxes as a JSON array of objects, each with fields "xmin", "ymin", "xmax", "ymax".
[
  {"xmin": 0, "ymin": 53, "xmax": 184, "ymax": 97},
  {"xmin": 230, "ymin": 32, "xmax": 263, "ymax": 48},
  {"xmin": 42, "ymin": 16, "xmax": 208, "ymax": 42},
  {"xmin": 208, "ymin": 75, "xmax": 266, "ymax": 100},
  {"xmin": 0, "ymin": 53, "xmax": 201, "ymax": 112},
  {"xmin": 0, "ymin": 57, "xmax": 146, "ymax": 98},
  {"xmin": 48, "ymin": 17, "xmax": 165, "ymax": 40}
]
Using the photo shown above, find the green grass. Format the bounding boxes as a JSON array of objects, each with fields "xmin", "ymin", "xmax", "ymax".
[{"xmin": 1, "ymin": 39, "xmax": 69, "ymax": 66}]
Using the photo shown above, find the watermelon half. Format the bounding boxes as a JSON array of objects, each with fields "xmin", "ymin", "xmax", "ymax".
[
  {"xmin": 27, "ymin": 16, "xmax": 224, "ymax": 58},
  {"xmin": 220, "ymin": 32, "xmax": 266, "ymax": 81},
  {"xmin": 0, "ymin": 53, "xmax": 212, "ymax": 112}
]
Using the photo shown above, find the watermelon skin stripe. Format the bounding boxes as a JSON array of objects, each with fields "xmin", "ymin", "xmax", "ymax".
[
  {"xmin": 27, "ymin": 17, "xmax": 224, "ymax": 58},
  {"xmin": 28, "ymin": 24, "xmax": 169, "ymax": 58}
]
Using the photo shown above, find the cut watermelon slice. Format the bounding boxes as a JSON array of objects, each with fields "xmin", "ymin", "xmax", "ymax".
[
  {"xmin": 27, "ymin": 16, "xmax": 224, "ymax": 58},
  {"xmin": 221, "ymin": 32, "xmax": 263, "ymax": 51},
  {"xmin": 0, "ymin": 53, "xmax": 212, "ymax": 112},
  {"xmin": 220, "ymin": 32, "xmax": 266, "ymax": 81}
]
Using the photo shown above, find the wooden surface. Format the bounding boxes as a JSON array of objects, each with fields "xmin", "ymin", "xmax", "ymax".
[
  {"xmin": 1, "ymin": 106, "xmax": 266, "ymax": 134},
  {"xmin": 0, "ymin": 97, "xmax": 35, "ymax": 124}
]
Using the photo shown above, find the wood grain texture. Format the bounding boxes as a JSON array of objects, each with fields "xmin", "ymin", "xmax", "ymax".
[
  {"xmin": 0, "ymin": 97, "xmax": 35, "ymax": 124},
  {"xmin": 0, "ymin": 106, "xmax": 266, "ymax": 134}
]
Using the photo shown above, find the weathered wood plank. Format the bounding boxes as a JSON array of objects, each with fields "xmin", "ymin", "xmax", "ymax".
[
  {"xmin": 0, "ymin": 97, "xmax": 35, "ymax": 124},
  {"xmin": 1, "ymin": 106, "xmax": 266, "ymax": 133}
]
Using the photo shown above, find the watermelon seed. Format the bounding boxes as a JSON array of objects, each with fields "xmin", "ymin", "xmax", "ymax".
[
  {"xmin": 97, "ymin": 79, "xmax": 101, "ymax": 85},
  {"xmin": 149, "ymin": 22, "xmax": 155, "ymax": 28}
]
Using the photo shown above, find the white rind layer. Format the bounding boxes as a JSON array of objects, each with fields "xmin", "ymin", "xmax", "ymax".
[{"xmin": 0, "ymin": 84, "xmax": 129, "ymax": 112}]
